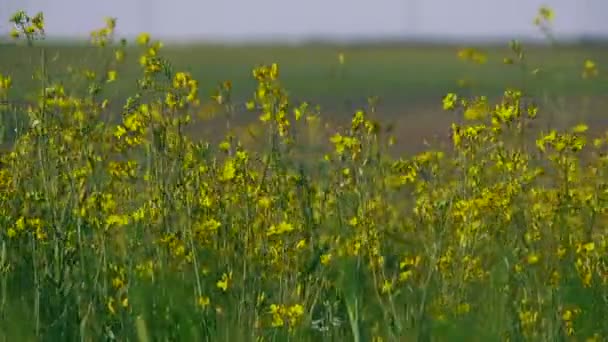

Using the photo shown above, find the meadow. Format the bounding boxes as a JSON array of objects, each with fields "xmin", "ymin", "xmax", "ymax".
[
  {"xmin": 1, "ymin": 8, "xmax": 608, "ymax": 341},
  {"xmin": 3, "ymin": 37, "xmax": 608, "ymax": 153}
]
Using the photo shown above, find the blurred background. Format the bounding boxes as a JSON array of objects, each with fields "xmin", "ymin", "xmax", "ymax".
[
  {"xmin": 1, "ymin": 0, "xmax": 607, "ymax": 151},
  {"xmin": 3, "ymin": 0, "xmax": 608, "ymax": 41}
]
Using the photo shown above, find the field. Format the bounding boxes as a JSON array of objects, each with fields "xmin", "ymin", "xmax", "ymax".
[
  {"xmin": 3, "ymin": 41, "xmax": 608, "ymax": 153},
  {"xmin": 1, "ymin": 10, "xmax": 608, "ymax": 342}
]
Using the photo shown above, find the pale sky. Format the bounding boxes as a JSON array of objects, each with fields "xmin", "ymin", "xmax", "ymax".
[{"xmin": 2, "ymin": 0, "xmax": 608, "ymax": 42}]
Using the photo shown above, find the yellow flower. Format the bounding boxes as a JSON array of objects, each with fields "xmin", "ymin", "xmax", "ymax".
[
  {"xmin": 539, "ymin": 6, "xmax": 555, "ymax": 22},
  {"xmin": 216, "ymin": 272, "xmax": 232, "ymax": 292},
  {"xmin": 289, "ymin": 304, "xmax": 304, "ymax": 316},
  {"xmin": 115, "ymin": 50, "xmax": 125, "ymax": 62},
  {"xmin": 381, "ymin": 280, "xmax": 393, "ymax": 294},
  {"xmin": 107, "ymin": 70, "xmax": 117, "ymax": 82},
  {"xmin": 258, "ymin": 196, "xmax": 271, "ymax": 209},
  {"xmin": 259, "ymin": 111, "xmax": 271, "ymax": 122},
  {"xmin": 572, "ymin": 123, "xmax": 588, "ymax": 134},
  {"xmin": 456, "ymin": 302, "xmax": 470, "ymax": 315},
  {"xmin": 583, "ymin": 60, "xmax": 599, "ymax": 79},
  {"xmin": 442, "ymin": 93, "xmax": 458, "ymax": 111},
  {"xmin": 6, "ymin": 227, "xmax": 17, "ymax": 238},
  {"xmin": 107, "ymin": 298, "xmax": 116, "ymax": 315},
  {"xmin": 320, "ymin": 253, "xmax": 332, "ymax": 266},
  {"xmin": 104, "ymin": 17, "xmax": 116, "ymax": 30},
  {"xmin": 458, "ymin": 48, "xmax": 487, "ymax": 64},
  {"xmin": 0, "ymin": 75, "xmax": 11, "ymax": 90},
  {"xmin": 399, "ymin": 270, "xmax": 413, "ymax": 282},
  {"xmin": 534, "ymin": 6, "xmax": 555, "ymax": 25},
  {"xmin": 577, "ymin": 241, "xmax": 595, "ymax": 254},
  {"xmin": 114, "ymin": 125, "xmax": 127, "ymax": 139},
  {"xmin": 463, "ymin": 97, "xmax": 489, "ymax": 121},
  {"xmin": 111, "ymin": 277, "xmax": 125, "ymax": 289},
  {"xmin": 106, "ymin": 214, "xmax": 129, "ymax": 227},
  {"xmin": 267, "ymin": 221, "xmax": 295, "ymax": 236},
  {"xmin": 137, "ymin": 33, "xmax": 150, "ymax": 46},
  {"xmin": 221, "ymin": 159, "xmax": 236, "ymax": 181},
  {"xmin": 287, "ymin": 304, "xmax": 304, "ymax": 327},
  {"xmin": 271, "ymin": 314, "xmax": 284, "ymax": 327},
  {"xmin": 269, "ymin": 63, "xmax": 279, "ymax": 80},
  {"xmin": 270, "ymin": 304, "xmax": 285, "ymax": 327},
  {"xmin": 527, "ymin": 253, "xmax": 540, "ymax": 265},
  {"xmin": 197, "ymin": 296, "xmax": 210, "ymax": 308},
  {"xmin": 295, "ymin": 239, "xmax": 307, "ymax": 250}
]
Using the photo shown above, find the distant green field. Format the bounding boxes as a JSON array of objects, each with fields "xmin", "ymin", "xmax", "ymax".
[
  {"xmin": 2, "ymin": 42, "xmax": 607, "ymax": 151},
  {"xmin": 2, "ymin": 42, "xmax": 607, "ymax": 106}
]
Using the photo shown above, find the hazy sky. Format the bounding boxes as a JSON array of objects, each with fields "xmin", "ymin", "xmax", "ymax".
[{"xmin": 2, "ymin": 0, "xmax": 608, "ymax": 42}]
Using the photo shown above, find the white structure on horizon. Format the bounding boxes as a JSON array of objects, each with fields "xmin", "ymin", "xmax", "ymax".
[{"xmin": 1, "ymin": 0, "xmax": 608, "ymax": 42}]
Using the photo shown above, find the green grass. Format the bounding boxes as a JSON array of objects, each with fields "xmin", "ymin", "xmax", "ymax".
[
  {"xmin": 2, "ymin": 42, "xmax": 607, "ymax": 110},
  {"xmin": 2, "ymin": 42, "xmax": 607, "ymax": 155}
]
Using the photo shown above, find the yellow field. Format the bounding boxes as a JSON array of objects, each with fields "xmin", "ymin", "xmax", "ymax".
[{"xmin": 1, "ymin": 8, "xmax": 608, "ymax": 341}]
